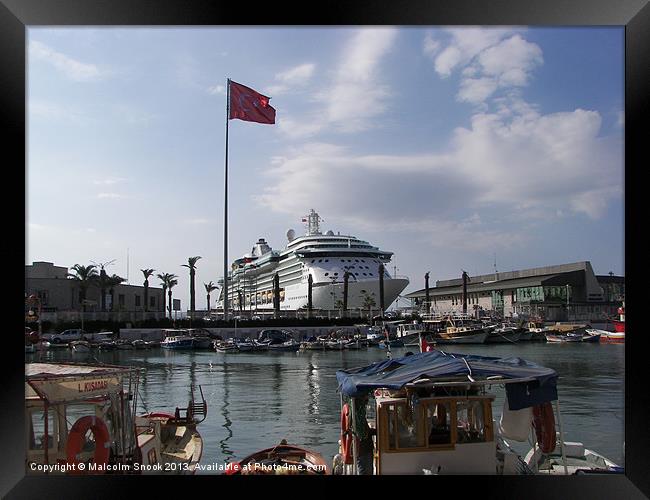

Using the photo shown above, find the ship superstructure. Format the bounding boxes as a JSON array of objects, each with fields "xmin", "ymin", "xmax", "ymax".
[{"xmin": 217, "ymin": 210, "xmax": 409, "ymax": 314}]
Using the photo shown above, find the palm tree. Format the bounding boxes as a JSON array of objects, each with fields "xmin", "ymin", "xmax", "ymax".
[
  {"xmin": 141, "ymin": 268, "xmax": 155, "ymax": 312},
  {"xmin": 362, "ymin": 292, "xmax": 376, "ymax": 321},
  {"xmin": 156, "ymin": 273, "xmax": 168, "ymax": 316},
  {"xmin": 182, "ymin": 256, "xmax": 201, "ymax": 319},
  {"xmin": 167, "ymin": 275, "xmax": 179, "ymax": 320},
  {"xmin": 68, "ymin": 264, "xmax": 99, "ymax": 314},
  {"xmin": 204, "ymin": 281, "xmax": 218, "ymax": 313},
  {"xmin": 157, "ymin": 273, "xmax": 178, "ymax": 319},
  {"xmin": 106, "ymin": 274, "xmax": 126, "ymax": 311}
]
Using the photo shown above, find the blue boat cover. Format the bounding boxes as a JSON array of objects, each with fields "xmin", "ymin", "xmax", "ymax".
[{"xmin": 336, "ymin": 350, "xmax": 558, "ymax": 410}]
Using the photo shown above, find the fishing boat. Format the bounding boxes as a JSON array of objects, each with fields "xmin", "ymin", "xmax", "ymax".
[
  {"xmin": 332, "ymin": 350, "xmax": 621, "ymax": 475},
  {"xmin": 395, "ymin": 322, "xmax": 426, "ymax": 346},
  {"xmin": 612, "ymin": 303, "xmax": 625, "ymax": 333},
  {"xmin": 187, "ymin": 328, "xmax": 214, "ymax": 349},
  {"xmin": 160, "ymin": 329, "xmax": 194, "ymax": 350},
  {"xmin": 591, "ymin": 329, "xmax": 625, "ymax": 344},
  {"xmin": 546, "ymin": 330, "xmax": 600, "ymax": 343},
  {"xmin": 257, "ymin": 329, "xmax": 301, "ymax": 352},
  {"xmin": 545, "ymin": 332, "xmax": 583, "ymax": 343},
  {"xmin": 26, "ymin": 362, "xmax": 206, "ymax": 475},
  {"xmin": 215, "ymin": 339, "xmax": 240, "ymax": 353},
  {"xmin": 485, "ymin": 325, "xmax": 523, "ymax": 344},
  {"xmin": 300, "ymin": 339, "xmax": 328, "ymax": 351},
  {"xmin": 224, "ymin": 439, "xmax": 329, "ymax": 475}
]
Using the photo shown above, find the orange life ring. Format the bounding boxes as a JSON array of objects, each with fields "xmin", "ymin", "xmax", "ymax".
[
  {"xmin": 66, "ymin": 416, "xmax": 111, "ymax": 474},
  {"xmin": 532, "ymin": 402, "xmax": 556, "ymax": 454},
  {"xmin": 340, "ymin": 403, "xmax": 353, "ymax": 464}
]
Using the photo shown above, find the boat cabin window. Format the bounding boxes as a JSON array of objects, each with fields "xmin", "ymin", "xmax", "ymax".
[
  {"xmin": 28, "ymin": 408, "xmax": 56, "ymax": 451},
  {"xmin": 426, "ymin": 402, "xmax": 452, "ymax": 445},
  {"xmin": 380, "ymin": 397, "xmax": 492, "ymax": 452},
  {"xmin": 455, "ymin": 400, "xmax": 486, "ymax": 444},
  {"xmin": 385, "ymin": 403, "xmax": 425, "ymax": 450}
]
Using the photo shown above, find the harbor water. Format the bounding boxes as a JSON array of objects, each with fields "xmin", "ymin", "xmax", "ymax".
[{"xmin": 27, "ymin": 342, "xmax": 625, "ymax": 472}]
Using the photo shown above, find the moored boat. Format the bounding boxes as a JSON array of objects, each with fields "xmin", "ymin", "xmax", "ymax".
[
  {"xmin": 69, "ymin": 340, "xmax": 92, "ymax": 353},
  {"xmin": 160, "ymin": 329, "xmax": 194, "ymax": 350},
  {"xmin": 332, "ymin": 350, "xmax": 621, "ymax": 475},
  {"xmin": 26, "ymin": 362, "xmax": 206, "ymax": 475},
  {"xmin": 224, "ymin": 439, "xmax": 329, "ymax": 475},
  {"xmin": 485, "ymin": 325, "xmax": 523, "ymax": 344},
  {"xmin": 395, "ymin": 322, "xmax": 425, "ymax": 346}
]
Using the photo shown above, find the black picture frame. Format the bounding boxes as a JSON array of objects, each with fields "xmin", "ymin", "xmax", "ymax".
[{"xmin": 2, "ymin": 0, "xmax": 647, "ymax": 497}]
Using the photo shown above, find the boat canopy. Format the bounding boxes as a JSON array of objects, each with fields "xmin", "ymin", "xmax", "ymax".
[
  {"xmin": 336, "ymin": 350, "xmax": 558, "ymax": 410},
  {"xmin": 26, "ymin": 362, "xmax": 140, "ymax": 404}
]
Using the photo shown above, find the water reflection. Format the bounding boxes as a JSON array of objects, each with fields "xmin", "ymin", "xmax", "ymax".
[
  {"xmin": 219, "ymin": 361, "xmax": 234, "ymax": 460},
  {"xmin": 27, "ymin": 342, "xmax": 625, "ymax": 469}
]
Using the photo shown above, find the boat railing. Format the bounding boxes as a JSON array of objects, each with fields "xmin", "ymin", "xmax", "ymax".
[{"xmin": 170, "ymin": 385, "xmax": 207, "ymax": 425}]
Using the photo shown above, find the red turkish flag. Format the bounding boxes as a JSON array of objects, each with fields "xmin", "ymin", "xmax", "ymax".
[{"xmin": 229, "ymin": 80, "xmax": 276, "ymax": 124}]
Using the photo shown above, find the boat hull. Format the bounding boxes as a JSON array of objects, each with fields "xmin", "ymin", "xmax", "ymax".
[
  {"xmin": 433, "ymin": 330, "xmax": 487, "ymax": 344},
  {"xmin": 486, "ymin": 330, "xmax": 522, "ymax": 344}
]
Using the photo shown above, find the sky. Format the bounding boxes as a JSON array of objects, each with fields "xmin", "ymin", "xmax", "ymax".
[{"xmin": 26, "ymin": 27, "xmax": 624, "ymax": 311}]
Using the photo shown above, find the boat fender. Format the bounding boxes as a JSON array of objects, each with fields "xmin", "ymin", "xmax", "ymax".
[
  {"xmin": 532, "ymin": 402, "xmax": 556, "ymax": 454},
  {"xmin": 340, "ymin": 403, "xmax": 353, "ymax": 465},
  {"xmin": 66, "ymin": 415, "xmax": 111, "ymax": 474}
]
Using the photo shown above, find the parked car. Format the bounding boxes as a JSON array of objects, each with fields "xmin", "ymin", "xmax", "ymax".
[{"xmin": 42, "ymin": 329, "xmax": 114, "ymax": 344}]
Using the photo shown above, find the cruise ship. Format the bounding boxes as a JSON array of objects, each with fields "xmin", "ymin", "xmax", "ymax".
[{"xmin": 217, "ymin": 210, "xmax": 409, "ymax": 314}]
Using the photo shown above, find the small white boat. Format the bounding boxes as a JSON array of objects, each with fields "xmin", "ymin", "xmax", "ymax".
[
  {"xmin": 69, "ymin": 340, "xmax": 92, "ymax": 353},
  {"xmin": 115, "ymin": 340, "xmax": 135, "ymax": 350},
  {"xmin": 586, "ymin": 328, "xmax": 625, "ymax": 344},
  {"xmin": 524, "ymin": 440, "xmax": 622, "ymax": 475},
  {"xmin": 131, "ymin": 339, "xmax": 150, "ymax": 349}
]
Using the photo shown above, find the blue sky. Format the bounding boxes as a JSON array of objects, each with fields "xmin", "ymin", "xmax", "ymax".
[{"xmin": 27, "ymin": 27, "xmax": 624, "ymax": 310}]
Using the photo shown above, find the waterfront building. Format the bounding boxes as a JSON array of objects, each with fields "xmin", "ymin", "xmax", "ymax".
[
  {"xmin": 25, "ymin": 261, "xmax": 166, "ymax": 322},
  {"xmin": 405, "ymin": 261, "xmax": 624, "ymax": 322}
]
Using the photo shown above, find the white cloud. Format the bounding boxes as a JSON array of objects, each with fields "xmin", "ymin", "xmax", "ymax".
[
  {"xmin": 276, "ymin": 63, "xmax": 315, "ymax": 84},
  {"xmin": 426, "ymin": 29, "xmax": 541, "ymax": 106},
  {"xmin": 93, "ymin": 177, "xmax": 127, "ymax": 186},
  {"xmin": 276, "ymin": 29, "xmax": 397, "ymax": 138},
  {"xmin": 430, "ymin": 27, "xmax": 516, "ymax": 77},
  {"xmin": 207, "ymin": 85, "xmax": 225, "ymax": 95},
  {"xmin": 457, "ymin": 77, "xmax": 499, "ymax": 104},
  {"xmin": 97, "ymin": 193, "xmax": 125, "ymax": 199},
  {"xmin": 423, "ymin": 33, "xmax": 441, "ymax": 58},
  {"xmin": 29, "ymin": 40, "xmax": 106, "ymax": 82},
  {"xmin": 477, "ymin": 35, "xmax": 543, "ymax": 86},
  {"xmin": 266, "ymin": 63, "xmax": 316, "ymax": 96}
]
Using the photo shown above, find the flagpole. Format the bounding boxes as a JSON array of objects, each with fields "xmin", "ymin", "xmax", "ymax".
[{"xmin": 223, "ymin": 78, "xmax": 230, "ymax": 322}]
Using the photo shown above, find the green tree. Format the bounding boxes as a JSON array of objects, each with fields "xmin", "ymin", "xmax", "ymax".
[
  {"xmin": 157, "ymin": 273, "xmax": 178, "ymax": 319},
  {"xmin": 204, "ymin": 281, "xmax": 218, "ymax": 313},
  {"xmin": 141, "ymin": 268, "xmax": 155, "ymax": 312},
  {"xmin": 182, "ymin": 256, "xmax": 202, "ymax": 319},
  {"xmin": 68, "ymin": 264, "xmax": 99, "ymax": 314},
  {"xmin": 362, "ymin": 292, "xmax": 376, "ymax": 321},
  {"xmin": 157, "ymin": 273, "xmax": 172, "ymax": 318},
  {"xmin": 106, "ymin": 274, "xmax": 126, "ymax": 311}
]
